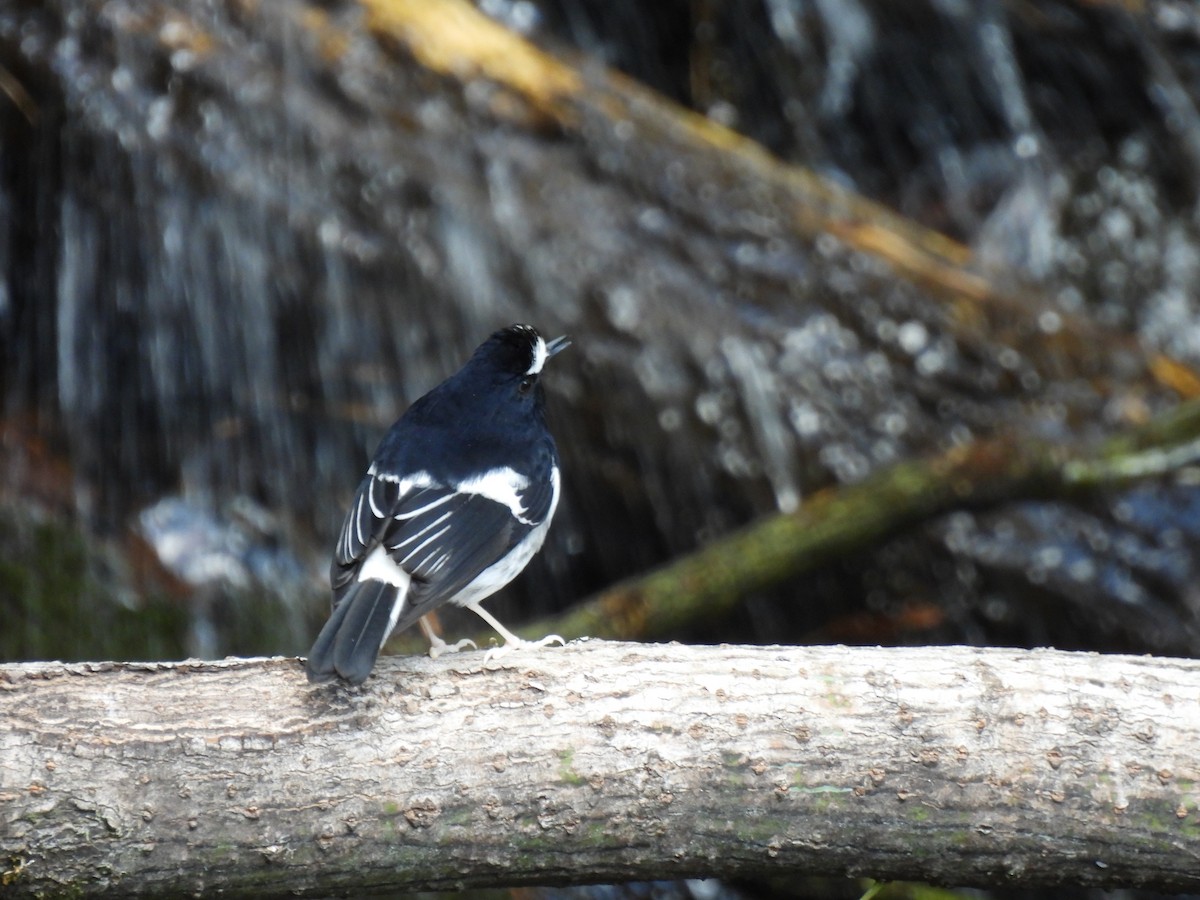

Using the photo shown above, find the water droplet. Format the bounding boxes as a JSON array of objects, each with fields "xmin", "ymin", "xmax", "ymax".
[
  {"xmin": 789, "ymin": 402, "xmax": 821, "ymax": 438},
  {"xmin": 1014, "ymin": 133, "xmax": 1039, "ymax": 158},
  {"xmin": 915, "ymin": 348, "xmax": 946, "ymax": 376},
  {"xmin": 897, "ymin": 321, "xmax": 928, "ymax": 355},
  {"xmin": 604, "ymin": 286, "xmax": 640, "ymax": 332},
  {"xmin": 1038, "ymin": 310, "xmax": 1062, "ymax": 334}
]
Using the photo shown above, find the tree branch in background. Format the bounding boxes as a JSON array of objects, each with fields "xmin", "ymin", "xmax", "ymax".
[{"xmin": 525, "ymin": 399, "xmax": 1200, "ymax": 643}]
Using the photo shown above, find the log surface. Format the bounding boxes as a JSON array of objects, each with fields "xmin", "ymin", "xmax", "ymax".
[{"xmin": 2, "ymin": 642, "xmax": 1199, "ymax": 896}]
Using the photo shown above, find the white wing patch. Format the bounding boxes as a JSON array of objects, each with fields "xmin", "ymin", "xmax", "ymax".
[
  {"xmin": 449, "ymin": 464, "xmax": 561, "ymax": 609},
  {"xmin": 368, "ymin": 466, "xmax": 436, "ymax": 490},
  {"xmin": 456, "ymin": 467, "xmax": 531, "ymax": 518},
  {"xmin": 525, "ymin": 335, "xmax": 548, "ymax": 375}
]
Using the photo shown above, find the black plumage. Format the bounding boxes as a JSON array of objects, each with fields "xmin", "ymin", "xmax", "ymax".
[{"xmin": 306, "ymin": 324, "xmax": 569, "ymax": 685}]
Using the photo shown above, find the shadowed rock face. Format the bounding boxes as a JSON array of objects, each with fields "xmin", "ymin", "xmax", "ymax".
[{"xmin": 1, "ymin": 0, "xmax": 1200, "ymax": 659}]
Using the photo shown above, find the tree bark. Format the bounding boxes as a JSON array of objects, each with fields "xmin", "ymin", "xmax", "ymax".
[{"xmin": 2, "ymin": 642, "xmax": 1199, "ymax": 897}]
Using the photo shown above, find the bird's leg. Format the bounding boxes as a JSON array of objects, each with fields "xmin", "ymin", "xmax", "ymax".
[
  {"xmin": 419, "ymin": 615, "xmax": 477, "ymax": 659},
  {"xmin": 466, "ymin": 603, "xmax": 565, "ymax": 662}
]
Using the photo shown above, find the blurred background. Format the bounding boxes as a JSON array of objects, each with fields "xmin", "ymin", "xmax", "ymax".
[{"xmin": 3, "ymin": 1, "xmax": 1200, "ymax": 897}]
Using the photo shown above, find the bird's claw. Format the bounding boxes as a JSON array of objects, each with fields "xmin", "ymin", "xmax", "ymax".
[
  {"xmin": 482, "ymin": 633, "xmax": 566, "ymax": 663},
  {"xmin": 427, "ymin": 636, "xmax": 478, "ymax": 660}
]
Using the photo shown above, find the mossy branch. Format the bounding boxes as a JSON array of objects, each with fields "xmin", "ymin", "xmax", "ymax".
[{"xmin": 525, "ymin": 399, "xmax": 1200, "ymax": 643}]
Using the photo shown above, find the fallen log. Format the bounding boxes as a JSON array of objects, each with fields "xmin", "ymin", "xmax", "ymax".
[{"xmin": 2, "ymin": 642, "xmax": 1198, "ymax": 896}]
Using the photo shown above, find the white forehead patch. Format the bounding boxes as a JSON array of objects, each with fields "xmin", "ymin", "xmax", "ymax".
[{"xmin": 525, "ymin": 336, "xmax": 548, "ymax": 375}]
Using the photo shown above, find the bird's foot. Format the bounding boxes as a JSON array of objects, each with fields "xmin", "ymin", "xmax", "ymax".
[
  {"xmin": 427, "ymin": 635, "xmax": 478, "ymax": 660},
  {"xmin": 483, "ymin": 633, "xmax": 565, "ymax": 663}
]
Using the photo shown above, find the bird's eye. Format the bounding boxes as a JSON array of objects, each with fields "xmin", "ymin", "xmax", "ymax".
[{"xmin": 518, "ymin": 375, "xmax": 535, "ymax": 395}]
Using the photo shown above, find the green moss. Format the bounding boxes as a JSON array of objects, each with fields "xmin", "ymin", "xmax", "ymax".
[
  {"xmin": 440, "ymin": 804, "xmax": 476, "ymax": 829},
  {"xmin": 557, "ymin": 748, "xmax": 586, "ymax": 786},
  {"xmin": 0, "ymin": 506, "xmax": 189, "ymax": 662},
  {"xmin": 862, "ymin": 881, "xmax": 980, "ymax": 900},
  {"xmin": 792, "ymin": 783, "xmax": 855, "ymax": 815},
  {"xmin": 1, "ymin": 855, "xmax": 26, "ymax": 887},
  {"xmin": 0, "ymin": 500, "xmax": 319, "ymax": 664},
  {"xmin": 907, "ymin": 804, "xmax": 931, "ymax": 823}
]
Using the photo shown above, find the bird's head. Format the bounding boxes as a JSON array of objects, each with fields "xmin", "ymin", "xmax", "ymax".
[{"xmin": 470, "ymin": 324, "xmax": 570, "ymax": 413}]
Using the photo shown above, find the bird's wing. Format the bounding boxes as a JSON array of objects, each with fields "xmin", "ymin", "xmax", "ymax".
[
  {"xmin": 512, "ymin": 455, "xmax": 556, "ymax": 526},
  {"xmin": 330, "ymin": 468, "xmax": 539, "ymax": 615}
]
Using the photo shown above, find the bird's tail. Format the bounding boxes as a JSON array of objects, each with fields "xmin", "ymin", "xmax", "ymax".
[{"xmin": 305, "ymin": 580, "xmax": 403, "ymax": 685}]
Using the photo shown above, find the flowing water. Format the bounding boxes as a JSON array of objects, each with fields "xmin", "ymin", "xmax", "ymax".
[{"xmin": 2, "ymin": 0, "xmax": 1200, "ymax": 662}]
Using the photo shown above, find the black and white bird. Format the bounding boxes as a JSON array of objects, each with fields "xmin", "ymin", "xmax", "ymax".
[{"xmin": 306, "ymin": 324, "xmax": 570, "ymax": 685}]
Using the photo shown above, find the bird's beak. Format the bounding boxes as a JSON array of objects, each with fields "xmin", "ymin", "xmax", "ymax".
[{"xmin": 546, "ymin": 335, "xmax": 571, "ymax": 358}]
